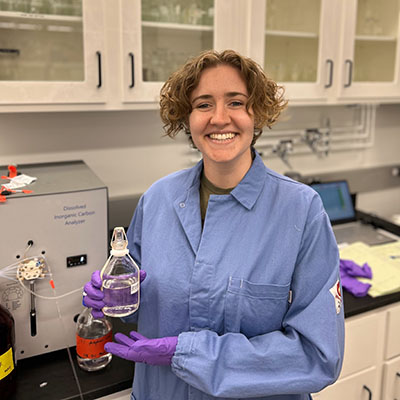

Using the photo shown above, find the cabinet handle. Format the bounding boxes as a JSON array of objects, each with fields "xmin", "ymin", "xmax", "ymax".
[
  {"xmin": 0, "ymin": 48, "xmax": 20, "ymax": 55},
  {"xmin": 129, "ymin": 53, "xmax": 135, "ymax": 89},
  {"xmin": 395, "ymin": 372, "xmax": 400, "ymax": 400},
  {"xmin": 344, "ymin": 59, "xmax": 353, "ymax": 88},
  {"xmin": 96, "ymin": 51, "xmax": 102, "ymax": 88},
  {"xmin": 325, "ymin": 59, "xmax": 334, "ymax": 88},
  {"xmin": 363, "ymin": 385, "xmax": 372, "ymax": 400},
  {"xmin": 129, "ymin": 52, "xmax": 135, "ymax": 88}
]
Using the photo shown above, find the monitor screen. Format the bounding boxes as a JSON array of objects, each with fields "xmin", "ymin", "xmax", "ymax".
[{"xmin": 310, "ymin": 181, "xmax": 355, "ymax": 223}]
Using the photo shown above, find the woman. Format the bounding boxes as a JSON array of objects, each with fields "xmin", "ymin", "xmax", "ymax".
[{"xmin": 84, "ymin": 49, "xmax": 344, "ymax": 400}]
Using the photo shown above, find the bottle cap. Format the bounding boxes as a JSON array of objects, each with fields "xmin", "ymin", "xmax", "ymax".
[{"xmin": 110, "ymin": 227, "xmax": 129, "ymax": 256}]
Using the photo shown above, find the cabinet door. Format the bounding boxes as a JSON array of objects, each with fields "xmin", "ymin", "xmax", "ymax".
[
  {"xmin": 121, "ymin": 0, "xmax": 217, "ymax": 103},
  {"xmin": 382, "ymin": 356, "xmax": 400, "ymax": 400},
  {"xmin": 337, "ymin": 0, "xmax": 400, "ymax": 101},
  {"xmin": 314, "ymin": 367, "xmax": 379, "ymax": 400},
  {"xmin": 0, "ymin": 0, "xmax": 106, "ymax": 107},
  {"xmin": 385, "ymin": 303, "xmax": 400, "ymax": 361},
  {"xmin": 248, "ymin": 0, "xmax": 339, "ymax": 104},
  {"xmin": 340, "ymin": 310, "xmax": 385, "ymax": 379}
]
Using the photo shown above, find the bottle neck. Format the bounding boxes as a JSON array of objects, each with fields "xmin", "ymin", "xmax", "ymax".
[{"xmin": 110, "ymin": 248, "xmax": 129, "ymax": 257}]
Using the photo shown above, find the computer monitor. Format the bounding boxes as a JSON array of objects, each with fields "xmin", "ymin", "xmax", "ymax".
[{"xmin": 310, "ymin": 180, "xmax": 356, "ymax": 224}]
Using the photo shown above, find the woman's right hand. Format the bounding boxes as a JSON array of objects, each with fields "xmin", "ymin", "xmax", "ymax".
[
  {"xmin": 82, "ymin": 269, "xmax": 147, "ymax": 319},
  {"xmin": 83, "ymin": 270, "xmax": 105, "ymax": 319}
]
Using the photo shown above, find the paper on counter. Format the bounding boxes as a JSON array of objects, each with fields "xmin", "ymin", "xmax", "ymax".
[
  {"xmin": 369, "ymin": 241, "xmax": 400, "ymax": 265},
  {"xmin": 2, "ymin": 174, "xmax": 37, "ymax": 190},
  {"xmin": 339, "ymin": 241, "xmax": 400, "ymax": 297}
]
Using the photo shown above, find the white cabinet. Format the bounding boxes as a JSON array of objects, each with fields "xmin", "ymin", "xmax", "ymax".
[
  {"xmin": 119, "ymin": 0, "xmax": 250, "ymax": 104},
  {"xmin": 382, "ymin": 357, "xmax": 400, "ymax": 400},
  {"xmin": 314, "ymin": 367, "xmax": 378, "ymax": 400},
  {"xmin": 313, "ymin": 303, "xmax": 400, "ymax": 400},
  {"xmin": 120, "ymin": 0, "xmax": 216, "ymax": 103},
  {"xmin": 339, "ymin": 311, "xmax": 385, "ymax": 380},
  {"xmin": 2, "ymin": 0, "xmax": 400, "ymax": 111},
  {"xmin": 0, "ymin": 0, "xmax": 244, "ymax": 110},
  {"xmin": 0, "ymin": 0, "xmax": 106, "ymax": 106},
  {"xmin": 382, "ymin": 303, "xmax": 400, "ymax": 400},
  {"xmin": 385, "ymin": 303, "xmax": 400, "ymax": 360},
  {"xmin": 336, "ymin": 0, "xmax": 400, "ymax": 102},
  {"xmin": 249, "ymin": 0, "xmax": 339, "ymax": 104},
  {"xmin": 248, "ymin": 0, "xmax": 400, "ymax": 104}
]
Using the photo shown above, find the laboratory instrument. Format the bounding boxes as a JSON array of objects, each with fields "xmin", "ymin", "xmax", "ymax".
[{"xmin": 0, "ymin": 160, "xmax": 108, "ymax": 360}]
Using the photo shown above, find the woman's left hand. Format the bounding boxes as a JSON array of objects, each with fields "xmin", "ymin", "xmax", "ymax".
[{"xmin": 105, "ymin": 331, "xmax": 178, "ymax": 366}]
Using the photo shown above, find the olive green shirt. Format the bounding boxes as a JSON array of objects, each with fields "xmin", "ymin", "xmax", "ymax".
[{"xmin": 200, "ymin": 172, "xmax": 234, "ymax": 225}]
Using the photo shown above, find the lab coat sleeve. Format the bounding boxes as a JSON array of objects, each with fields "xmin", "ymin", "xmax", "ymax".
[
  {"xmin": 126, "ymin": 196, "xmax": 144, "ymax": 267},
  {"xmin": 121, "ymin": 196, "xmax": 144, "ymax": 324},
  {"xmin": 171, "ymin": 208, "xmax": 345, "ymax": 398}
]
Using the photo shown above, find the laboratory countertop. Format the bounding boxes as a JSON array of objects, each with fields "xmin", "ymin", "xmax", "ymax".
[{"xmin": 11, "ymin": 290, "xmax": 400, "ymax": 400}]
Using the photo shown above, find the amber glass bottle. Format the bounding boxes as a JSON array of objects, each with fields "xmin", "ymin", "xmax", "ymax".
[{"xmin": 0, "ymin": 303, "xmax": 16, "ymax": 398}]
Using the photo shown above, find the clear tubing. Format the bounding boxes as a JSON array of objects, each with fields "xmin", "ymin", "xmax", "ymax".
[
  {"xmin": 0, "ymin": 256, "xmax": 83, "ymax": 300},
  {"xmin": 0, "ymin": 255, "xmax": 84, "ymax": 399}
]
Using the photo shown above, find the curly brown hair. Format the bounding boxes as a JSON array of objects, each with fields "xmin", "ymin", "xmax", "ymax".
[{"xmin": 159, "ymin": 49, "xmax": 287, "ymax": 146}]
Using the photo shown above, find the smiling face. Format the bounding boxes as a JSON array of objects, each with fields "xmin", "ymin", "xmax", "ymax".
[{"xmin": 188, "ymin": 64, "xmax": 255, "ymax": 184}]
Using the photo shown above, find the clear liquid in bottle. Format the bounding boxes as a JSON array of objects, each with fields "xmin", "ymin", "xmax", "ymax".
[
  {"xmin": 101, "ymin": 227, "xmax": 140, "ymax": 318},
  {"xmin": 76, "ymin": 307, "xmax": 112, "ymax": 372}
]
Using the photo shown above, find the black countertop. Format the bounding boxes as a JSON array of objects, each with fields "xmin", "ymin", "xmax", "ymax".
[
  {"xmin": 343, "ymin": 289, "xmax": 400, "ymax": 318},
  {"xmin": 10, "ymin": 290, "xmax": 400, "ymax": 400}
]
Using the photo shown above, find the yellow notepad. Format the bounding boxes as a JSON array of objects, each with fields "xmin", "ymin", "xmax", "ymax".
[{"xmin": 339, "ymin": 241, "xmax": 400, "ymax": 297}]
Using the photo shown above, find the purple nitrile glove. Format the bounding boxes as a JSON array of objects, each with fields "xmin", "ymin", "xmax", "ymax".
[
  {"xmin": 83, "ymin": 270, "xmax": 105, "ymax": 319},
  {"xmin": 340, "ymin": 259, "xmax": 372, "ymax": 279},
  {"xmin": 339, "ymin": 259, "xmax": 372, "ymax": 297},
  {"xmin": 340, "ymin": 274, "xmax": 371, "ymax": 297},
  {"xmin": 104, "ymin": 331, "xmax": 178, "ymax": 366},
  {"xmin": 83, "ymin": 269, "xmax": 147, "ymax": 319}
]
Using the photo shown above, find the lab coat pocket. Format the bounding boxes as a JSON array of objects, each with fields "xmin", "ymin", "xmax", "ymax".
[{"xmin": 224, "ymin": 277, "xmax": 290, "ymax": 337}]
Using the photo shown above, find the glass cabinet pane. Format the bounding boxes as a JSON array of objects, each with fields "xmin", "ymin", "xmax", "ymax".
[
  {"xmin": 264, "ymin": 0, "xmax": 321, "ymax": 83},
  {"xmin": 141, "ymin": 0, "xmax": 214, "ymax": 82},
  {"xmin": 354, "ymin": 0, "xmax": 398, "ymax": 82},
  {"xmin": 0, "ymin": 0, "xmax": 84, "ymax": 81}
]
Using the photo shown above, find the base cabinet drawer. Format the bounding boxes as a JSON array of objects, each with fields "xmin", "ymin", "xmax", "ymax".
[
  {"xmin": 381, "ymin": 356, "xmax": 400, "ymax": 400},
  {"xmin": 313, "ymin": 367, "xmax": 378, "ymax": 400}
]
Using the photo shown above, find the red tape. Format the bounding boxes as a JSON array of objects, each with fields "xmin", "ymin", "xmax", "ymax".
[{"xmin": 8, "ymin": 165, "xmax": 17, "ymax": 178}]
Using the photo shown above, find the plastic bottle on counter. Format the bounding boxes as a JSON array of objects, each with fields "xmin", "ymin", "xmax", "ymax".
[
  {"xmin": 76, "ymin": 307, "xmax": 112, "ymax": 372},
  {"xmin": 100, "ymin": 227, "xmax": 140, "ymax": 318},
  {"xmin": 0, "ymin": 303, "xmax": 16, "ymax": 397}
]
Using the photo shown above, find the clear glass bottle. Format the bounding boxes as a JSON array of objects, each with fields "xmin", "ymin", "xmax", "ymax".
[
  {"xmin": 101, "ymin": 227, "xmax": 140, "ymax": 318},
  {"xmin": 76, "ymin": 307, "xmax": 112, "ymax": 371}
]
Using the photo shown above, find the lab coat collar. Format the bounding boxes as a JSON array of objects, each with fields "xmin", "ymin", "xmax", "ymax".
[
  {"xmin": 173, "ymin": 151, "xmax": 267, "ymax": 254},
  {"xmin": 230, "ymin": 151, "xmax": 267, "ymax": 210},
  {"xmin": 175, "ymin": 150, "xmax": 267, "ymax": 212},
  {"xmin": 173, "ymin": 162, "xmax": 203, "ymax": 255}
]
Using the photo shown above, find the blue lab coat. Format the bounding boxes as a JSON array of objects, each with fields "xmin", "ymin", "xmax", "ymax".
[{"xmin": 125, "ymin": 152, "xmax": 345, "ymax": 400}]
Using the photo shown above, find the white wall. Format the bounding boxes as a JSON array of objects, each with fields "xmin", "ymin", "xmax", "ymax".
[{"xmin": 0, "ymin": 104, "xmax": 399, "ymax": 225}]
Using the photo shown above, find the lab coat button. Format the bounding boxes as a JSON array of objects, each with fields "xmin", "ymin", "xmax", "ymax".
[{"xmin": 179, "ymin": 202, "xmax": 185, "ymax": 208}]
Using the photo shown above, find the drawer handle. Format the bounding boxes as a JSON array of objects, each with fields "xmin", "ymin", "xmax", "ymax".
[{"xmin": 363, "ymin": 385, "xmax": 372, "ymax": 400}]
